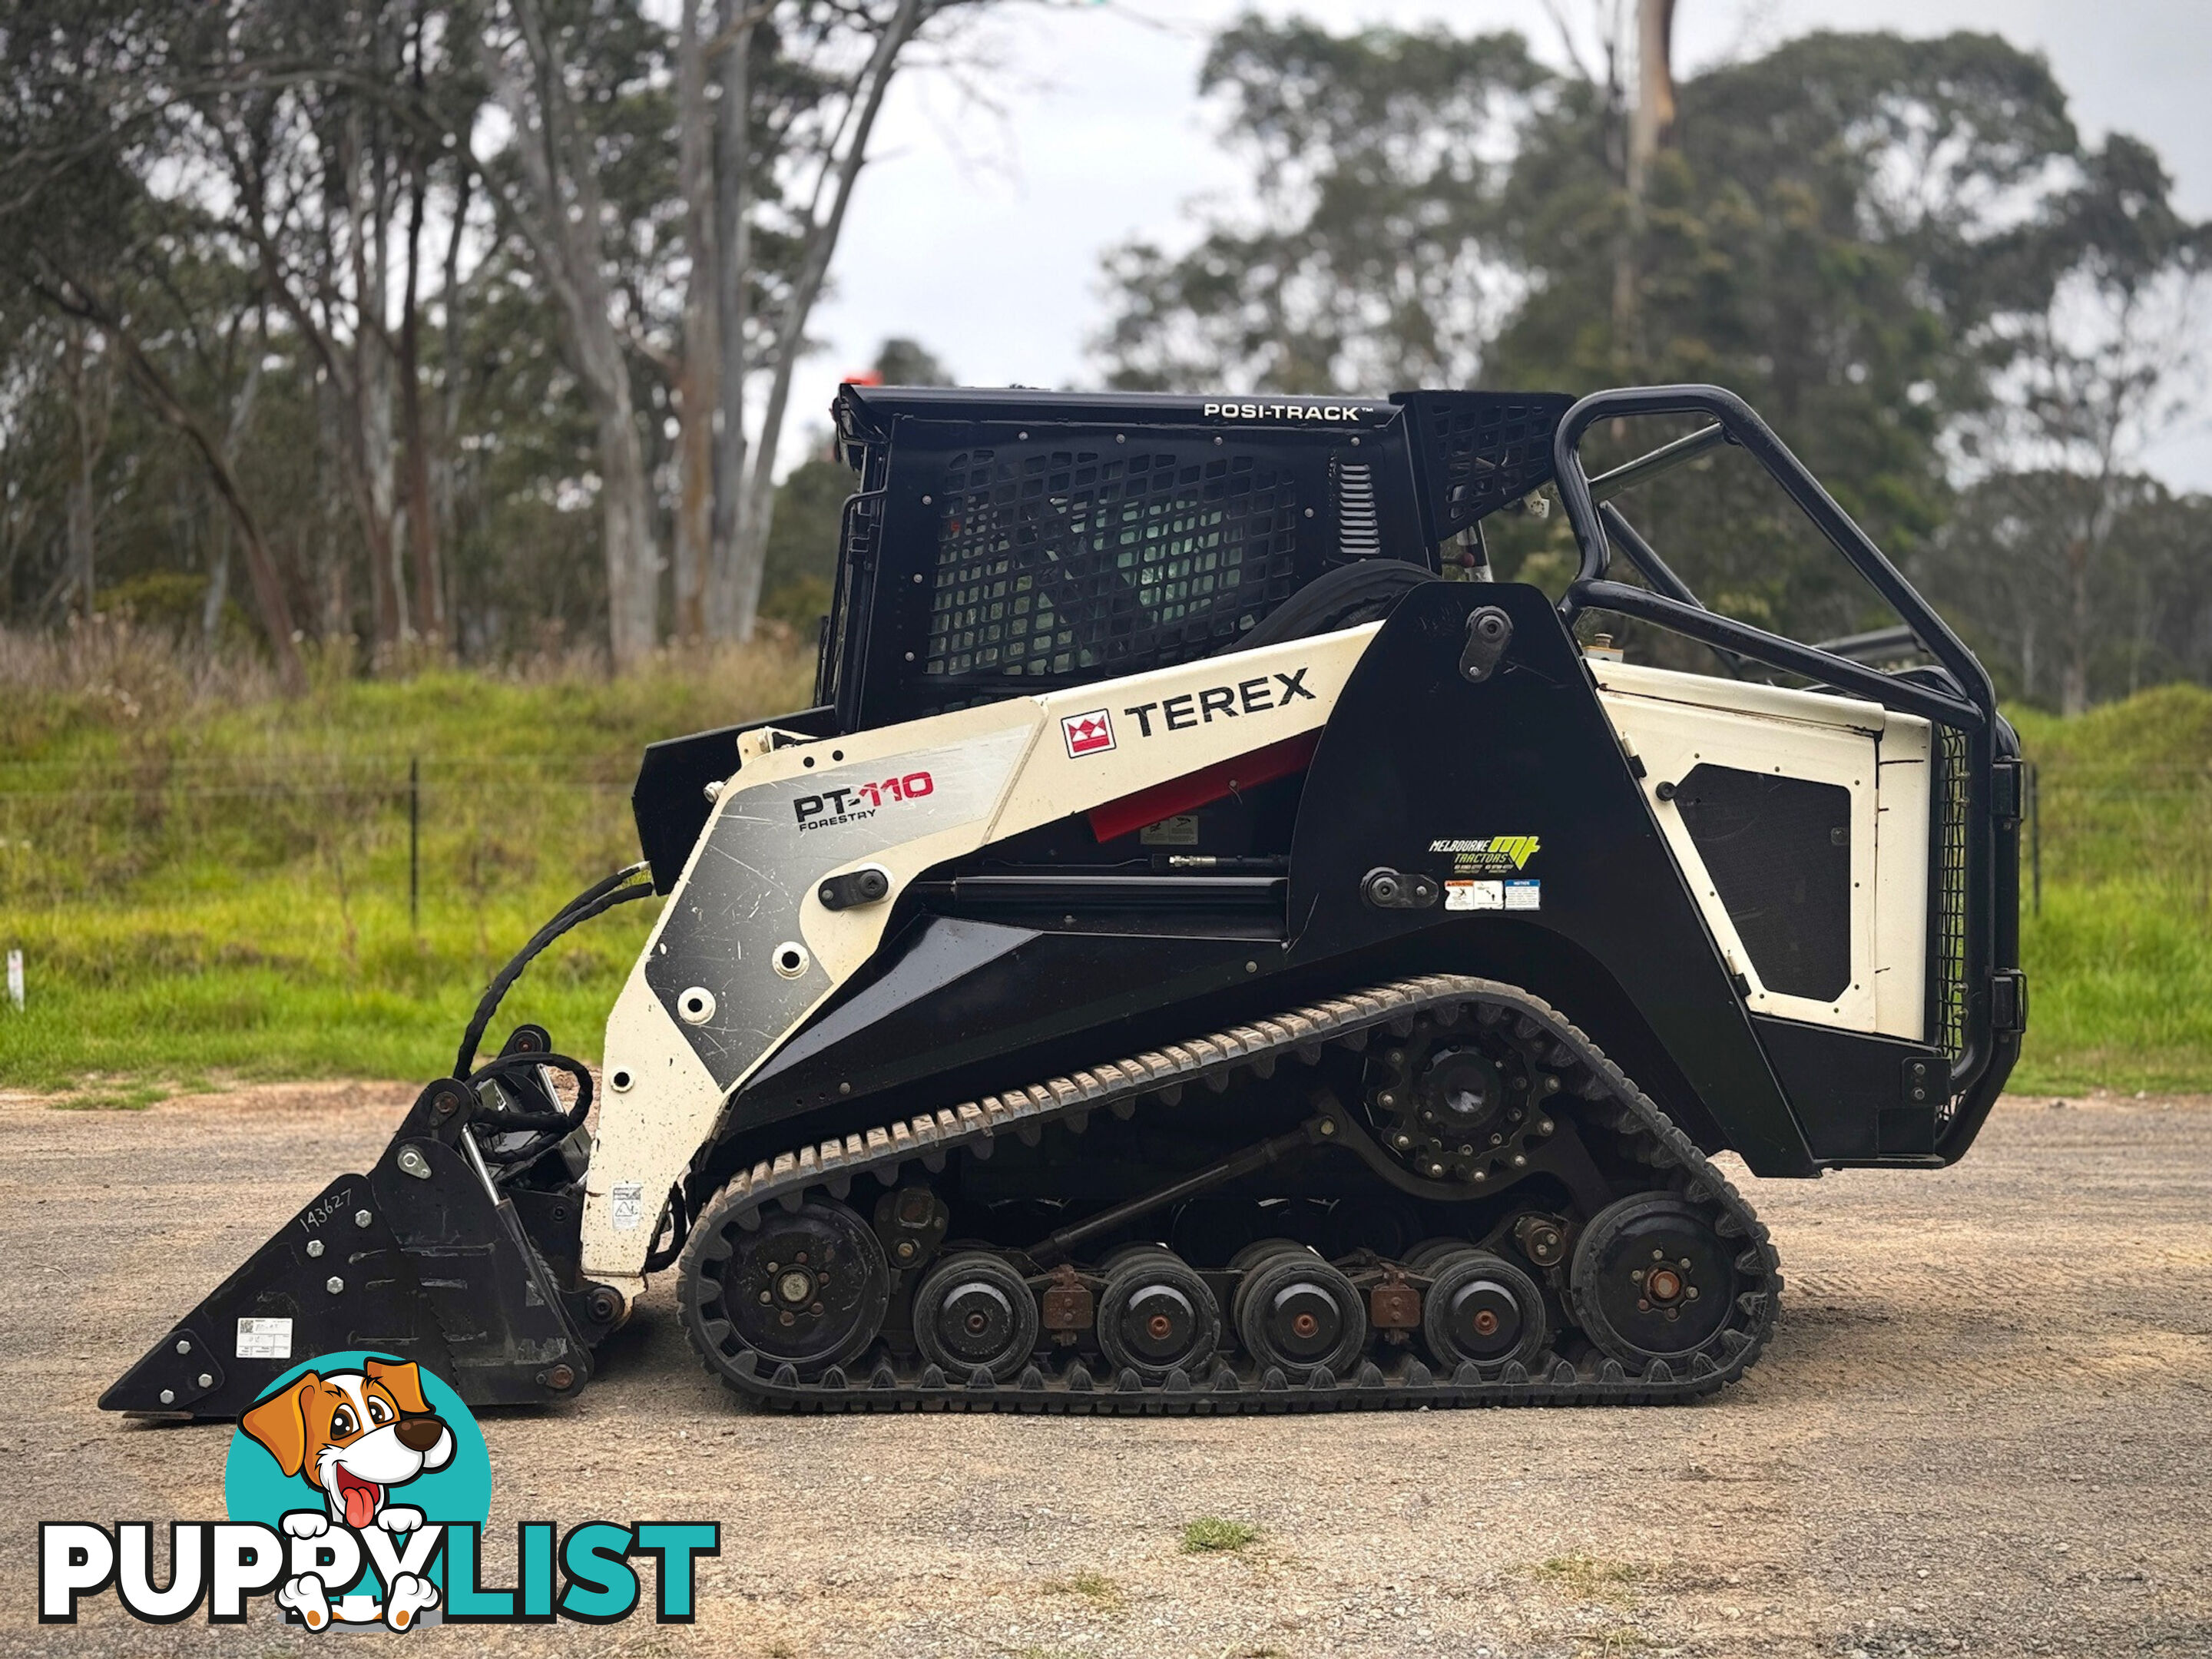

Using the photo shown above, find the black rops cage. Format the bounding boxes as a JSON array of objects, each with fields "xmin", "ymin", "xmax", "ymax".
[{"xmin": 815, "ymin": 385, "xmax": 1574, "ymax": 733}]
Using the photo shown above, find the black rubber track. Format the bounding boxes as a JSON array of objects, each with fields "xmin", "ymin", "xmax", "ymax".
[{"xmin": 677, "ymin": 975, "xmax": 1782, "ymax": 1412}]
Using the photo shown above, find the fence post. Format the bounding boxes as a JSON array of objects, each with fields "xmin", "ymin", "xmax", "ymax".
[
  {"xmin": 409, "ymin": 757, "xmax": 421, "ymax": 933},
  {"xmin": 5, "ymin": 949, "xmax": 21, "ymax": 1012}
]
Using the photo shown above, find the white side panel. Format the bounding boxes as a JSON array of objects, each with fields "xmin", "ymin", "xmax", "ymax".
[
  {"xmin": 1873, "ymin": 716, "xmax": 1932, "ymax": 1040},
  {"xmin": 581, "ymin": 626, "xmax": 1376, "ymax": 1283},
  {"xmin": 1594, "ymin": 657, "xmax": 1891, "ymax": 735},
  {"xmin": 1601, "ymin": 687, "xmax": 1881, "ymax": 1029},
  {"xmin": 584, "ymin": 974, "xmax": 735, "ymax": 1299},
  {"xmin": 1592, "ymin": 658, "xmax": 1930, "ymax": 1041}
]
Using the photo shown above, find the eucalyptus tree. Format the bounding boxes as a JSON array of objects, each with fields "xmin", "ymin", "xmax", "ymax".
[{"xmin": 1094, "ymin": 21, "xmax": 2190, "ymax": 658}]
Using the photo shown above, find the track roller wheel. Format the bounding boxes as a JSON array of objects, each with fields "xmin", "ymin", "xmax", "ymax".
[
  {"xmin": 1095, "ymin": 1250, "xmax": 1220, "ymax": 1383},
  {"xmin": 1226, "ymin": 1237, "xmax": 1310, "ymax": 1277},
  {"xmin": 1568, "ymin": 1192, "xmax": 1740, "ymax": 1367},
  {"xmin": 1227, "ymin": 1240, "xmax": 1316, "ymax": 1333},
  {"xmin": 1402, "ymin": 1237, "xmax": 1464, "ymax": 1276},
  {"xmin": 1235, "ymin": 1253, "xmax": 1369, "ymax": 1380},
  {"xmin": 1098, "ymin": 1241, "xmax": 1175, "ymax": 1273},
  {"xmin": 1421, "ymin": 1249, "xmax": 1547, "ymax": 1373},
  {"xmin": 912, "ymin": 1252, "xmax": 1040, "ymax": 1381},
  {"xmin": 680, "ymin": 1196, "xmax": 889, "ymax": 1379}
]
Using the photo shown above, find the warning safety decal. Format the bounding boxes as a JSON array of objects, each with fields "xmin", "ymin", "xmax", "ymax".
[{"xmin": 1444, "ymin": 879, "xmax": 1541, "ymax": 912}]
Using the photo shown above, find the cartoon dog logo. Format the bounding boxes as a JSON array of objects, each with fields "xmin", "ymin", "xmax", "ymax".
[{"xmin": 239, "ymin": 1358, "xmax": 455, "ymax": 1631}]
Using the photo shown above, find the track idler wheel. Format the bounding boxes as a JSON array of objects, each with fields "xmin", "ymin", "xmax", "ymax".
[
  {"xmin": 1421, "ymin": 1248, "xmax": 1548, "ymax": 1374},
  {"xmin": 1095, "ymin": 1249, "xmax": 1221, "ymax": 1383},
  {"xmin": 1568, "ymin": 1193, "xmax": 1739, "ymax": 1367},
  {"xmin": 1235, "ymin": 1253, "xmax": 1369, "ymax": 1381},
  {"xmin": 912, "ymin": 1252, "xmax": 1041, "ymax": 1381},
  {"xmin": 682, "ymin": 1197, "xmax": 889, "ymax": 1379}
]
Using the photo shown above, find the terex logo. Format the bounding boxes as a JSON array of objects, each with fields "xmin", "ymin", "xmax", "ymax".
[
  {"xmin": 793, "ymin": 770, "xmax": 935, "ymax": 831},
  {"xmin": 1121, "ymin": 667, "xmax": 1316, "ymax": 737},
  {"xmin": 1061, "ymin": 710, "xmax": 1115, "ymax": 758}
]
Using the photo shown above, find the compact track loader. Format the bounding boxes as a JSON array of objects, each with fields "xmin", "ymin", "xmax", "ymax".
[{"xmin": 106, "ymin": 382, "xmax": 2025, "ymax": 1418}]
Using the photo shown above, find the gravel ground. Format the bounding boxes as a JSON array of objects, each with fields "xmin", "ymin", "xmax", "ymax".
[{"xmin": 2, "ymin": 1081, "xmax": 2209, "ymax": 1657}]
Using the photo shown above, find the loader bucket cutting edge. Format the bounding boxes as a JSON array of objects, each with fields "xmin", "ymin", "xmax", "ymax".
[{"xmin": 103, "ymin": 1079, "xmax": 599, "ymax": 1419}]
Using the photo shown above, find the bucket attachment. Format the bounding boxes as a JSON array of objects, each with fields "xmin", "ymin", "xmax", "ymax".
[{"xmin": 104, "ymin": 1036, "xmax": 621, "ymax": 1419}]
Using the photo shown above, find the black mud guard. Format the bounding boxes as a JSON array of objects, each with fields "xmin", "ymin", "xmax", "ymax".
[{"xmin": 1283, "ymin": 580, "xmax": 1820, "ymax": 1177}]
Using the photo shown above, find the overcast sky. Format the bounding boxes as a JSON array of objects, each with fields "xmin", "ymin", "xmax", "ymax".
[{"xmin": 789, "ymin": 0, "xmax": 2212, "ymax": 490}]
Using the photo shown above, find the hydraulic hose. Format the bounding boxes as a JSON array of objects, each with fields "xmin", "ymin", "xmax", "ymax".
[
  {"xmin": 452, "ymin": 862, "xmax": 654, "ymax": 1079},
  {"xmin": 465, "ymin": 1049, "xmax": 598, "ymax": 1164}
]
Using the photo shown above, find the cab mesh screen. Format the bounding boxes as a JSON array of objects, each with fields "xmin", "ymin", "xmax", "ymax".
[
  {"xmin": 1398, "ymin": 392, "xmax": 1571, "ymax": 537},
  {"xmin": 922, "ymin": 445, "xmax": 1302, "ymax": 682},
  {"xmin": 1675, "ymin": 763, "xmax": 1853, "ymax": 1002}
]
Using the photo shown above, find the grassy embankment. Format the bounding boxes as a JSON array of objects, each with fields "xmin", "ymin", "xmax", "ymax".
[
  {"xmin": 1, "ymin": 634, "xmax": 2207, "ymax": 1099},
  {"xmin": 0, "ymin": 635, "xmax": 813, "ymax": 1097},
  {"xmin": 2008, "ymin": 685, "xmax": 2212, "ymax": 1093}
]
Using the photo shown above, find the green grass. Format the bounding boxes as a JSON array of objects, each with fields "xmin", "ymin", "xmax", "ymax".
[
  {"xmin": 0, "ymin": 640, "xmax": 812, "ymax": 1088},
  {"xmin": 2012, "ymin": 882, "xmax": 2212, "ymax": 1092},
  {"xmin": 1, "ymin": 646, "xmax": 2208, "ymax": 1095},
  {"xmin": 1179, "ymin": 1517, "xmax": 1260, "ymax": 1554},
  {"xmin": 2009, "ymin": 684, "xmax": 2212, "ymax": 1092},
  {"xmin": 1535, "ymin": 1553, "xmax": 1646, "ymax": 1605},
  {"xmin": 46, "ymin": 1081, "xmax": 168, "ymax": 1111},
  {"xmin": 1041, "ymin": 1570, "xmax": 1121, "ymax": 1608}
]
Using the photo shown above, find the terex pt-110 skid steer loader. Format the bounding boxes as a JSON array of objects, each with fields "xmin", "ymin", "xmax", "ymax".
[{"xmin": 107, "ymin": 382, "xmax": 2025, "ymax": 1417}]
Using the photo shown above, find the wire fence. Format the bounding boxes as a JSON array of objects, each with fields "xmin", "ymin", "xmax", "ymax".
[
  {"xmin": 3, "ymin": 750, "xmax": 2207, "ymax": 920},
  {"xmin": 0, "ymin": 752, "xmax": 646, "ymax": 919},
  {"xmin": 2018, "ymin": 758, "xmax": 2212, "ymax": 916}
]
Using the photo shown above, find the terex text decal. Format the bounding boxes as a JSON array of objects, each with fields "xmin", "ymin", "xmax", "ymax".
[{"xmin": 1121, "ymin": 667, "xmax": 1317, "ymax": 737}]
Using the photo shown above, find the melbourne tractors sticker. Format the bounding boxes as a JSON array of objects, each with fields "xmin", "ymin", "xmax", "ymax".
[
  {"xmin": 39, "ymin": 1350, "xmax": 718, "ymax": 1629},
  {"xmin": 1434, "ymin": 835, "xmax": 1542, "ymax": 912}
]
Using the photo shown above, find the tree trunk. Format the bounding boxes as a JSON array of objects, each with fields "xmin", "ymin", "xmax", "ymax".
[
  {"xmin": 481, "ymin": 0, "xmax": 664, "ymax": 669},
  {"xmin": 202, "ymin": 512, "xmax": 232, "ymax": 638},
  {"xmin": 399, "ymin": 14, "xmax": 445, "ymax": 648},
  {"xmin": 435, "ymin": 159, "xmax": 473, "ymax": 628},
  {"xmin": 597, "ymin": 392, "xmax": 663, "ymax": 668},
  {"xmin": 1612, "ymin": 0, "xmax": 1676, "ymax": 364},
  {"xmin": 61, "ymin": 323, "xmax": 110, "ymax": 618},
  {"xmin": 367, "ymin": 273, "xmax": 407, "ymax": 653},
  {"xmin": 671, "ymin": 0, "xmax": 720, "ymax": 644},
  {"xmin": 2062, "ymin": 534, "xmax": 2091, "ymax": 715},
  {"xmin": 726, "ymin": 0, "xmax": 924, "ymax": 639},
  {"xmin": 339, "ymin": 101, "xmax": 409, "ymax": 657},
  {"xmin": 707, "ymin": 0, "xmax": 755, "ymax": 641},
  {"xmin": 204, "ymin": 306, "xmax": 267, "ymax": 641}
]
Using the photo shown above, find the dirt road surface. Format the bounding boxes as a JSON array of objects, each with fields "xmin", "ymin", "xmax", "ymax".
[{"xmin": 2, "ymin": 1082, "xmax": 2208, "ymax": 1658}]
